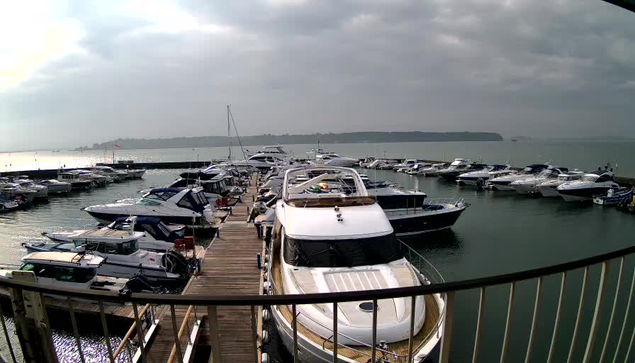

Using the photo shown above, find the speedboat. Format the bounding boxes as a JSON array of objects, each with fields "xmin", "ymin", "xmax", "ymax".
[
  {"xmin": 420, "ymin": 163, "xmax": 447, "ymax": 176},
  {"xmin": 22, "ymin": 234, "xmax": 192, "ymax": 282},
  {"xmin": 406, "ymin": 163, "xmax": 432, "ymax": 175},
  {"xmin": 393, "ymin": 158, "xmax": 420, "ymax": 172},
  {"xmin": 557, "ymin": 171, "xmax": 620, "ymax": 202},
  {"xmin": 83, "ymin": 187, "xmax": 216, "ymax": 229},
  {"xmin": 488, "ymin": 164, "xmax": 548, "ymax": 191},
  {"xmin": 0, "ymin": 182, "xmax": 38, "ymax": 204},
  {"xmin": 39, "ymin": 216, "xmax": 185, "ymax": 252},
  {"xmin": 90, "ymin": 166, "xmax": 128, "ymax": 182},
  {"xmin": 267, "ymin": 166, "xmax": 445, "ymax": 362},
  {"xmin": 167, "ymin": 171, "xmax": 234, "ymax": 207},
  {"xmin": 13, "ymin": 178, "xmax": 49, "ymax": 199},
  {"xmin": 593, "ymin": 187, "xmax": 634, "ymax": 206},
  {"xmin": 366, "ymin": 182, "xmax": 468, "ymax": 236},
  {"xmin": 314, "ymin": 151, "xmax": 359, "ymax": 167},
  {"xmin": 2, "ymin": 252, "xmax": 166, "ymax": 294},
  {"xmin": 38, "ymin": 179, "xmax": 72, "ymax": 194},
  {"xmin": 537, "ymin": 172, "xmax": 585, "ymax": 197},
  {"xmin": 437, "ymin": 159, "xmax": 482, "ymax": 182},
  {"xmin": 124, "ymin": 169, "xmax": 146, "ymax": 179},
  {"xmin": 0, "ymin": 197, "xmax": 19, "ymax": 213},
  {"xmin": 456, "ymin": 164, "xmax": 511, "ymax": 187},
  {"xmin": 510, "ymin": 166, "xmax": 569, "ymax": 195}
]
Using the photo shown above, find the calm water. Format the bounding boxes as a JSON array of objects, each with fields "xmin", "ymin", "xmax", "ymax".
[
  {"xmin": 3, "ymin": 140, "xmax": 635, "ymax": 175},
  {"xmin": 1, "ymin": 144, "xmax": 634, "ymax": 361}
]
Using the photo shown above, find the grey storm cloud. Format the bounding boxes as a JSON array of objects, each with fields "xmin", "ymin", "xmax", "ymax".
[{"xmin": 0, "ymin": 0, "xmax": 634, "ymax": 150}]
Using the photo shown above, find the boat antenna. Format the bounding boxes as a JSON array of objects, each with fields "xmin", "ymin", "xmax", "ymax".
[{"xmin": 228, "ymin": 105, "xmax": 248, "ymax": 160}]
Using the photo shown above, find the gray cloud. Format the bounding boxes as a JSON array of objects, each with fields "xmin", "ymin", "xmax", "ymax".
[{"xmin": 1, "ymin": 0, "xmax": 634, "ymax": 150}]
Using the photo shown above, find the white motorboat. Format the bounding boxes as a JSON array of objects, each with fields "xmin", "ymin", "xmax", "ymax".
[
  {"xmin": 0, "ymin": 182, "xmax": 38, "ymax": 204},
  {"xmin": 313, "ymin": 151, "xmax": 359, "ymax": 167},
  {"xmin": 38, "ymin": 216, "xmax": 185, "ymax": 252},
  {"xmin": 537, "ymin": 172, "xmax": 585, "ymax": 197},
  {"xmin": 267, "ymin": 166, "xmax": 445, "ymax": 362},
  {"xmin": 90, "ymin": 166, "xmax": 128, "ymax": 182},
  {"xmin": 83, "ymin": 187, "xmax": 216, "ymax": 230},
  {"xmin": 393, "ymin": 158, "xmax": 420, "ymax": 172},
  {"xmin": 487, "ymin": 164, "xmax": 548, "ymax": 191},
  {"xmin": 436, "ymin": 158, "xmax": 472, "ymax": 181},
  {"xmin": 167, "ymin": 170, "xmax": 234, "ymax": 207},
  {"xmin": 13, "ymin": 178, "xmax": 49, "ymax": 199},
  {"xmin": 419, "ymin": 163, "xmax": 447, "ymax": 176},
  {"xmin": 2, "ymin": 252, "xmax": 166, "ymax": 294},
  {"xmin": 0, "ymin": 197, "xmax": 20, "ymax": 213},
  {"xmin": 124, "ymin": 169, "xmax": 146, "ymax": 179},
  {"xmin": 557, "ymin": 170, "xmax": 620, "ymax": 202},
  {"xmin": 366, "ymin": 182, "xmax": 468, "ymax": 236},
  {"xmin": 405, "ymin": 163, "xmax": 432, "ymax": 175},
  {"xmin": 510, "ymin": 166, "xmax": 569, "ymax": 195},
  {"xmin": 22, "ymin": 232, "xmax": 192, "ymax": 282},
  {"xmin": 38, "ymin": 179, "xmax": 72, "ymax": 194},
  {"xmin": 456, "ymin": 164, "xmax": 511, "ymax": 187}
]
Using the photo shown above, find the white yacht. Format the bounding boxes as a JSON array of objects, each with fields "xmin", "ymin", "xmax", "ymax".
[
  {"xmin": 167, "ymin": 171, "xmax": 233, "ymax": 207},
  {"xmin": 267, "ymin": 166, "xmax": 445, "ymax": 362},
  {"xmin": 557, "ymin": 170, "xmax": 619, "ymax": 202},
  {"xmin": 487, "ymin": 164, "xmax": 548, "ymax": 191},
  {"xmin": 13, "ymin": 178, "xmax": 49, "ymax": 199},
  {"xmin": 37, "ymin": 216, "xmax": 184, "ymax": 252},
  {"xmin": 456, "ymin": 164, "xmax": 511, "ymax": 186},
  {"xmin": 38, "ymin": 179, "xmax": 72, "ymax": 194},
  {"xmin": 83, "ymin": 187, "xmax": 215, "ymax": 229},
  {"xmin": 537, "ymin": 172, "xmax": 585, "ymax": 197},
  {"xmin": 435, "ymin": 158, "xmax": 471, "ymax": 181},
  {"xmin": 510, "ymin": 166, "xmax": 569, "ymax": 195},
  {"xmin": 313, "ymin": 151, "xmax": 359, "ymax": 167},
  {"xmin": 405, "ymin": 163, "xmax": 432, "ymax": 175},
  {"xmin": 393, "ymin": 159, "xmax": 420, "ymax": 172},
  {"xmin": 419, "ymin": 163, "xmax": 447, "ymax": 176},
  {"xmin": 90, "ymin": 166, "xmax": 128, "ymax": 182}
]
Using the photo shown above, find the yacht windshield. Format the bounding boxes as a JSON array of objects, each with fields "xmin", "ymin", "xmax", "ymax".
[
  {"xmin": 283, "ymin": 234, "xmax": 403, "ymax": 267},
  {"xmin": 136, "ymin": 198, "xmax": 162, "ymax": 206},
  {"xmin": 582, "ymin": 175, "xmax": 599, "ymax": 182}
]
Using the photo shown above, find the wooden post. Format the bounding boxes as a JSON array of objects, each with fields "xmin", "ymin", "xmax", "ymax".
[
  {"xmin": 10, "ymin": 271, "xmax": 58, "ymax": 363},
  {"xmin": 207, "ymin": 306, "xmax": 222, "ymax": 363}
]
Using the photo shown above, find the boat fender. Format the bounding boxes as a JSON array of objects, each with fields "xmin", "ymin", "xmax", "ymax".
[
  {"xmin": 262, "ymin": 309, "xmax": 270, "ymax": 322},
  {"xmin": 262, "ymin": 330, "xmax": 270, "ymax": 343},
  {"xmin": 263, "ymin": 281, "xmax": 270, "ymax": 294},
  {"xmin": 261, "ymin": 353, "xmax": 269, "ymax": 363}
]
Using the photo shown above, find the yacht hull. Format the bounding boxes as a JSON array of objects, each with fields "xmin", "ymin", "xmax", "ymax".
[
  {"xmin": 85, "ymin": 210, "xmax": 204, "ymax": 227},
  {"xmin": 385, "ymin": 205, "xmax": 466, "ymax": 236},
  {"xmin": 558, "ymin": 187, "xmax": 612, "ymax": 202},
  {"xmin": 538, "ymin": 185, "xmax": 560, "ymax": 197}
]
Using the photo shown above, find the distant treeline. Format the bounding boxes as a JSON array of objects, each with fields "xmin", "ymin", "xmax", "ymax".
[{"xmin": 81, "ymin": 131, "xmax": 503, "ymax": 150}]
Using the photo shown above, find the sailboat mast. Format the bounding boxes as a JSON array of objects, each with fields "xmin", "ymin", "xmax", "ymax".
[{"xmin": 227, "ymin": 104, "xmax": 232, "ymax": 161}]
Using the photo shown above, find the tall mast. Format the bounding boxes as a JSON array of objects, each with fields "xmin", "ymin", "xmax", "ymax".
[{"xmin": 227, "ymin": 104, "xmax": 232, "ymax": 161}]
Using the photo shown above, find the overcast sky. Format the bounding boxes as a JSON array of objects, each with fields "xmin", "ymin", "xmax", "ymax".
[{"xmin": 1, "ymin": 0, "xmax": 634, "ymax": 150}]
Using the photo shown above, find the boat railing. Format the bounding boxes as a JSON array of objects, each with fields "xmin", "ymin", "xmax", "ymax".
[
  {"xmin": 2, "ymin": 242, "xmax": 635, "ymax": 362},
  {"xmin": 382, "ymin": 198, "xmax": 467, "ymax": 216}
]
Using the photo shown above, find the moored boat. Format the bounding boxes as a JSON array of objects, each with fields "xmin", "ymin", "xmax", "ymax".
[{"xmin": 266, "ymin": 166, "xmax": 446, "ymax": 362}]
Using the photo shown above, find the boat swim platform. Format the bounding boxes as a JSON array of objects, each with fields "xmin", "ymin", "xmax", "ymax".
[{"xmin": 144, "ymin": 179, "xmax": 265, "ymax": 362}]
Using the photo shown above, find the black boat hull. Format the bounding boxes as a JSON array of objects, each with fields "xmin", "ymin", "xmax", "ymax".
[{"xmin": 387, "ymin": 206, "xmax": 466, "ymax": 236}]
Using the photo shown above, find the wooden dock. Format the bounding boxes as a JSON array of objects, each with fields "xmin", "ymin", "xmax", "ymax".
[{"xmin": 145, "ymin": 180, "xmax": 265, "ymax": 362}]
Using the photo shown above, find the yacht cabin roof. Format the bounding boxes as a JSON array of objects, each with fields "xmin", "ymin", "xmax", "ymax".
[{"xmin": 22, "ymin": 252, "xmax": 104, "ymax": 268}]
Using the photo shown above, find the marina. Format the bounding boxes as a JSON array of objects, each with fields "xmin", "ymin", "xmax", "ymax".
[{"xmin": 0, "ymin": 143, "xmax": 634, "ymax": 362}]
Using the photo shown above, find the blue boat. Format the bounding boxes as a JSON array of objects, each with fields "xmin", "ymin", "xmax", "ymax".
[{"xmin": 593, "ymin": 187, "xmax": 634, "ymax": 206}]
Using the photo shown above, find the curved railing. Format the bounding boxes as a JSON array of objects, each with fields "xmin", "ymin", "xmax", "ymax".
[{"xmin": 1, "ymin": 243, "xmax": 635, "ymax": 362}]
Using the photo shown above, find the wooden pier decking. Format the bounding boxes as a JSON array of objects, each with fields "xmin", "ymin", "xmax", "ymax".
[{"xmin": 145, "ymin": 180, "xmax": 264, "ymax": 362}]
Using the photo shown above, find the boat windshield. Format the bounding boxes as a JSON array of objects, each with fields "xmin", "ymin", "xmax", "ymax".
[
  {"xmin": 136, "ymin": 198, "xmax": 162, "ymax": 206},
  {"xmin": 83, "ymin": 240, "xmax": 139, "ymax": 255},
  {"xmin": 283, "ymin": 234, "xmax": 403, "ymax": 267},
  {"xmin": 581, "ymin": 175, "xmax": 599, "ymax": 182},
  {"xmin": 20, "ymin": 263, "xmax": 97, "ymax": 283}
]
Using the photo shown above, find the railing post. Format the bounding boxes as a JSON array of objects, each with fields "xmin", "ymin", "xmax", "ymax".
[
  {"xmin": 567, "ymin": 266, "xmax": 590, "ymax": 363},
  {"xmin": 472, "ymin": 287, "xmax": 486, "ymax": 363},
  {"xmin": 408, "ymin": 295, "xmax": 416, "ymax": 362},
  {"xmin": 547, "ymin": 272, "xmax": 567, "ymax": 363},
  {"xmin": 524, "ymin": 276, "xmax": 544, "ymax": 363},
  {"xmin": 499, "ymin": 282, "xmax": 516, "ymax": 363},
  {"xmin": 250, "ymin": 305, "xmax": 258, "ymax": 363},
  {"xmin": 332, "ymin": 302, "xmax": 338, "ymax": 363},
  {"xmin": 613, "ymin": 266, "xmax": 635, "ymax": 363},
  {"xmin": 292, "ymin": 304, "xmax": 298, "ymax": 362},
  {"xmin": 582, "ymin": 261, "xmax": 610, "ymax": 363},
  {"xmin": 207, "ymin": 305, "xmax": 222, "ymax": 363},
  {"xmin": 439, "ymin": 292, "xmax": 455, "ymax": 363},
  {"xmin": 371, "ymin": 299, "xmax": 378, "ymax": 363},
  {"xmin": 599, "ymin": 258, "xmax": 624, "ymax": 363},
  {"xmin": 10, "ymin": 272, "xmax": 58, "ymax": 363}
]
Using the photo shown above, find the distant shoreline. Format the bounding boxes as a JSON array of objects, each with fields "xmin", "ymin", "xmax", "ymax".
[{"xmin": 77, "ymin": 131, "xmax": 504, "ymax": 151}]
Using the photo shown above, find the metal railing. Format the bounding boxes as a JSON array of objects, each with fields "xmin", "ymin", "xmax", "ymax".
[{"xmin": 1, "ymin": 243, "xmax": 635, "ymax": 362}]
